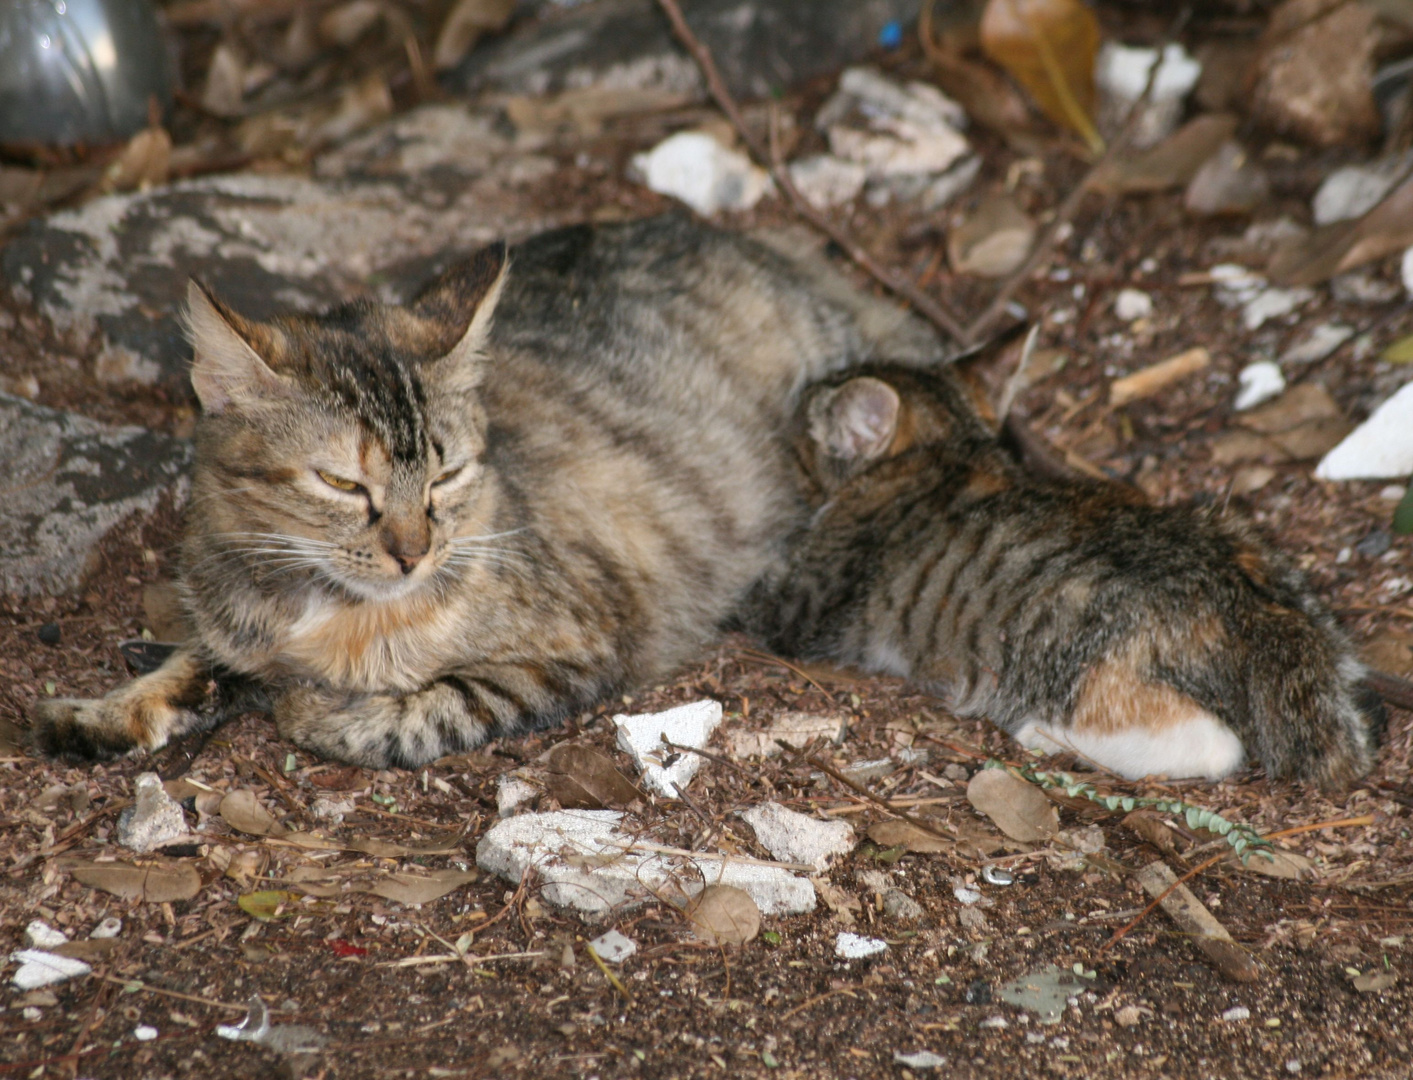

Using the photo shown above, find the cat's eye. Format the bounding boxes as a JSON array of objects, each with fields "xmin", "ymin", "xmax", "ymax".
[
  {"xmin": 316, "ymin": 469, "xmax": 365, "ymax": 494},
  {"xmin": 431, "ymin": 467, "xmax": 462, "ymax": 487}
]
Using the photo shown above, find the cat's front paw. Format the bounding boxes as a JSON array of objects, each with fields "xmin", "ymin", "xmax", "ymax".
[{"xmin": 29, "ymin": 694, "xmax": 181, "ymax": 761}]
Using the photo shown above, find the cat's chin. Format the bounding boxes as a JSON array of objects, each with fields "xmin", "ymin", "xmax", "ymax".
[{"xmin": 330, "ymin": 574, "xmax": 430, "ymax": 604}]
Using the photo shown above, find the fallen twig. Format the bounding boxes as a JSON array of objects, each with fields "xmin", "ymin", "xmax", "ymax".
[
  {"xmin": 653, "ymin": 0, "xmax": 968, "ymax": 343},
  {"xmin": 1366, "ymin": 669, "xmax": 1413, "ymax": 713},
  {"xmin": 585, "ymin": 942, "xmax": 634, "ymax": 1006}
]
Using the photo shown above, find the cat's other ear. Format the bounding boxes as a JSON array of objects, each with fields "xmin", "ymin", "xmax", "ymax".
[
  {"xmin": 808, "ymin": 377, "xmax": 902, "ymax": 462},
  {"xmin": 184, "ymin": 280, "xmax": 290, "ymax": 415},
  {"xmin": 948, "ymin": 323, "xmax": 1035, "ymax": 433},
  {"xmin": 416, "ymin": 241, "xmax": 510, "ymax": 393}
]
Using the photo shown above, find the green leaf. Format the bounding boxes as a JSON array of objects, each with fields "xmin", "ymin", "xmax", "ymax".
[
  {"xmin": 762, "ymin": 1051, "xmax": 780, "ymax": 1068},
  {"xmin": 1120, "ymin": 797, "xmax": 1135, "ymax": 812},
  {"xmin": 1393, "ymin": 485, "xmax": 1413, "ymax": 535},
  {"xmin": 1381, "ymin": 334, "xmax": 1413, "ymax": 363},
  {"xmin": 238, "ymin": 890, "xmax": 300, "ymax": 921},
  {"xmin": 761, "ymin": 931, "xmax": 782, "ymax": 946}
]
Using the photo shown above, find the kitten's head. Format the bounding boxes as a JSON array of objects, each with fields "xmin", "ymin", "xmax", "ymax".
[
  {"xmin": 798, "ymin": 363, "xmax": 996, "ymax": 492},
  {"xmin": 184, "ymin": 242, "xmax": 510, "ymax": 602}
]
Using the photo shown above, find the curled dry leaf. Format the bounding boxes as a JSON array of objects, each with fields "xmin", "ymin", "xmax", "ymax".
[
  {"xmin": 1121, "ymin": 810, "xmax": 1180, "ymax": 857},
  {"xmin": 67, "ymin": 860, "xmax": 201, "ymax": 903},
  {"xmin": 966, "ymin": 769, "xmax": 1058, "ymax": 843},
  {"xmin": 683, "ymin": 885, "xmax": 761, "ymax": 945},
  {"xmin": 100, "ymin": 127, "xmax": 171, "ymax": 195},
  {"xmin": 543, "ymin": 742, "xmax": 643, "ymax": 810},
  {"xmin": 814, "ymin": 880, "xmax": 861, "ymax": 925},
  {"xmin": 1090, "ymin": 114, "xmax": 1238, "ymax": 196},
  {"xmin": 220, "ymin": 790, "xmax": 284, "ymax": 837},
  {"xmin": 867, "ymin": 819, "xmax": 953, "ymax": 854},
  {"xmin": 1233, "ymin": 848, "xmax": 1317, "ymax": 881},
  {"xmin": 979, "ymin": 0, "xmax": 1101, "ymax": 151},
  {"xmin": 368, "ymin": 869, "xmax": 479, "ymax": 906},
  {"xmin": 948, "ymin": 195, "xmax": 1037, "ymax": 278},
  {"xmin": 434, "ymin": 0, "xmax": 515, "ymax": 71},
  {"xmin": 1268, "ymin": 179, "xmax": 1413, "ymax": 286}
]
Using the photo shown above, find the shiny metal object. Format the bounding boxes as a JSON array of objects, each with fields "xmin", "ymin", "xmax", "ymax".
[
  {"xmin": 0, "ymin": 0, "xmax": 172, "ymax": 145},
  {"xmin": 981, "ymin": 864, "xmax": 1015, "ymax": 886}
]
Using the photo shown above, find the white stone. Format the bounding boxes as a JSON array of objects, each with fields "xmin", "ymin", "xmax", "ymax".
[
  {"xmin": 309, "ymin": 795, "xmax": 356, "ymax": 823},
  {"xmin": 739, "ymin": 802, "xmax": 854, "ymax": 871},
  {"xmin": 1209, "ymin": 263, "xmax": 1265, "ymax": 306},
  {"xmin": 835, "ymin": 932, "xmax": 888, "ymax": 959},
  {"xmin": 1221, "ymin": 1005, "xmax": 1251, "ymax": 1022},
  {"xmin": 953, "ymin": 885, "xmax": 982, "ymax": 906},
  {"xmin": 496, "ymin": 774, "xmax": 537, "ymax": 817},
  {"xmin": 24, "ymin": 920, "xmax": 68, "ymax": 950},
  {"xmin": 1234, "ymin": 362, "xmax": 1286, "ymax": 411},
  {"xmin": 724, "ymin": 711, "xmax": 848, "ymax": 760},
  {"xmin": 787, "ymin": 155, "xmax": 867, "ymax": 209},
  {"xmin": 1113, "ymin": 288, "xmax": 1153, "ymax": 322},
  {"xmin": 588, "ymin": 929, "xmax": 637, "ymax": 964},
  {"xmin": 476, "ymin": 810, "xmax": 815, "ymax": 918},
  {"xmin": 613, "ymin": 699, "xmax": 723, "ymax": 798},
  {"xmin": 1381, "ymin": 485, "xmax": 1407, "ymax": 501},
  {"xmin": 1312, "ymin": 153, "xmax": 1413, "ymax": 225},
  {"xmin": 90, "ymin": 917, "xmax": 122, "ymax": 939},
  {"xmin": 1316, "ymin": 381, "xmax": 1413, "ymax": 480},
  {"xmin": 820, "ymin": 66, "xmax": 970, "ymax": 181},
  {"xmin": 1402, "ymin": 247, "xmax": 1413, "ymax": 296},
  {"xmin": 1243, "ymin": 288, "xmax": 1313, "ymax": 331},
  {"xmin": 631, "ymin": 132, "xmax": 770, "ymax": 216},
  {"xmin": 116, "ymin": 772, "xmax": 187, "ymax": 853},
  {"xmin": 133, "ymin": 1025, "xmax": 159, "ymax": 1041},
  {"xmin": 1095, "ymin": 43, "xmax": 1201, "ymax": 146},
  {"xmin": 1281, "ymin": 323, "xmax": 1354, "ymax": 366},
  {"xmin": 978, "ymin": 1016, "xmax": 1010, "ymax": 1029},
  {"xmin": 10, "ymin": 950, "xmax": 91, "ymax": 990},
  {"xmin": 894, "ymin": 1050, "xmax": 947, "ymax": 1069}
]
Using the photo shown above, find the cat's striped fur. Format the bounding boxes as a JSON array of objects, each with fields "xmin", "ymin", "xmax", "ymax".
[
  {"xmin": 33, "ymin": 216, "xmax": 940, "ymax": 768},
  {"xmin": 748, "ymin": 362, "xmax": 1382, "ymax": 786}
]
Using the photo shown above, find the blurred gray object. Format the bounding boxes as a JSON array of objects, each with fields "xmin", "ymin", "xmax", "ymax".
[{"xmin": 0, "ymin": 0, "xmax": 173, "ymax": 145}]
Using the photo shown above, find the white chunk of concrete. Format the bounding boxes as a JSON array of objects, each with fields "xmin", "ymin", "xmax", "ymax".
[
  {"xmin": 894, "ymin": 1050, "xmax": 948, "ymax": 1069},
  {"xmin": 496, "ymin": 774, "xmax": 538, "ymax": 817},
  {"xmin": 1280, "ymin": 323, "xmax": 1353, "ymax": 366},
  {"xmin": 820, "ymin": 66, "xmax": 970, "ymax": 181},
  {"xmin": 588, "ymin": 928, "xmax": 637, "ymax": 964},
  {"xmin": 1234, "ymin": 361, "xmax": 1286, "ymax": 411},
  {"xmin": 631, "ymin": 132, "xmax": 770, "ymax": 216},
  {"xmin": 10, "ymin": 950, "xmax": 91, "ymax": 990},
  {"xmin": 788, "ymin": 154, "xmax": 867, "ymax": 209},
  {"xmin": 613, "ymin": 699, "xmax": 723, "ymax": 798},
  {"xmin": 1243, "ymin": 287, "xmax": 1313, "ymax": 331},
  {"xmin": 724, "ymin": 711, "xmax": 848, "ymax": 759},
  {"xmin": 1113, "ymin": 288, "xmax": 1153, "ymax": 322},
  {"xmin": 835, "ymin": 932, "xmax": 888, "ymax": 959},
  {"xmin": 1312, "ymin": 153, "xmax": 1413, "ymax": 225},
  {"xmin": 116, "ymin": 772, "xmax": 187, "ymax": 853},
  {"xmin": 1316, "ymin": 380, "xmax": 1413, "ymax": 480},
  {"xmin": 476, "ymin": 810, "xmax": 815, "ymax": 918},
  {"xmin": 739, "ymin": 802, "xmax": 854, "ymax": 871},
  {"xmin": 90, "ymin": 917, "xmax": 122, "ymax": 939},
  {"xmin": 1095, "ymin": 42, "xmax": 1201, "ymax": 104},
  {"xmin": 24, "ymin": 921, "xmax": 68, "ymax": 950},
  {"xmin": 1222, "ymin": 1006, "xmax": 1251, "ymax": 1022}
]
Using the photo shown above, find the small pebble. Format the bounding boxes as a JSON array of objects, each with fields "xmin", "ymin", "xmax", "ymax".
[
  {"xmin": 24, "ymin": 920, "xmax": 68, "ymax": 950},
  {"xmin": 978, "ymin": 1016, "xmax": 1009, "ymax": 1029},
  {"xmin": 22, "ymin": 1007, "xmax": 41, "ymax": 1021},
  {"xmin": 36, "ymin": 622, "xmax": 61, "ymax": 645},
  {"xmin": 587, "ymin": 929, "xmax": 636, "ymax": 965},
  {"xmin": 1402, "ymin": 247, "xmax": 1413, "ymax": 297},
  {"xmin": 835, "ymin": 932, "xmax": 888, "ymax": 959},
  {"xmin": 1356, "ymin": 530, "xmax": 1393, "ymax": 559},
  {"xmin": 1221, "ymin": 1006, "xmax": 1251, "ymax": 1022},
  {"xmin": 1114, "ymin": 288, "xmax": 1153, "ymax": 322},
  {"xmin": 90, "ymin": 917, "xmax": 122, "ymax": 939},
  {"xmin": 133, "ymin": 1025, "xmax": 159, "ymax": 1041},
  {"xmin": 963, "ymin": 979, "xmax": 992, "ymax": 1005},
  {"xmin": 953, "ymin": 885, "xmax": 982, "ymax": 906},
  {"xmin": 1380, "ymin": 486, "xmax": 1407, "ymax": 502},
  {"xmin": 1234, "ymin": 361, "xmax": 1286, "ymax": 411}
]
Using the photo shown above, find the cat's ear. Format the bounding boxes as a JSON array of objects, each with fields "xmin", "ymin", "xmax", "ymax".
[
  {"xmin": 417, "ymin": 242, "xmax": 510, "ymax": 394},
  {"xmin": 809, "ymin": 377, "xmax": 902, "ymax": 461},
  {"xmin": 185, "ymin": 281, "xmax": 289, "ymax": 415}
]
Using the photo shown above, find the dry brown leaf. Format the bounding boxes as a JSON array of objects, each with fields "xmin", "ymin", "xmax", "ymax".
[
  {"xmin": 867, "ymin": 819, "xmax": 953, "ymax": 854},
  {"xmin": 684, "ymin": 885, "xmax": 760, "ymax": 945},
  {"xmin": 1237, "ymin": 384, "xmax": 1342, "ymax": 434},
  {"xmin": 543, "ymin": 743, "xmax": 642, "ymax": 810},
  {"xmin": 1236, "ymin": 848, "xmax": 1318, "ymax": 881},
  {"xmin": 1364, "ymin": 630, "xmax": 1413, "ymax": 678},
  {"xmin": 67, "ymin": 860, "xmax": 201, "ymax": 903},
  {"xmin": 308, "ymin": 766, "xmax": 366, "ymax": 791},
  {"xmin": 434, "ymin": 0, "xmax": 515, "ymax": 71},
  {"xmin": 813, "ymin": 880, "xmax": 861, "ymax": 925},
  {"xmin": 948, "ymin": 195, "xmax": 1037, "ymax": 278},
  {"xmin": 966, "ymin": 769, "xmax": 1058, "ymax": 843},
  {"xmin": 223, "ymin": 848, "xmax": 268, "ymax": 886},
  {"xmin": 100, "ymin": 128, "xmax": 171, "ymax": 194},
  {"xmin": 979, "ymin": 0, "xmax": 1101, "ymax": 149},
  {"xmin": 1121, "ymin": 810, "xmax": 1181, "ymax": 856},
  {"xmin": 319, "ymin": 0, "xmax": 386, "ymax": 47},
  {"xmin": 220, "ymin": 790, "xmax": 284, "ymax": 837},
  {"xmin": 1352, "ymin": 971, "xmax": 1399, "ymax": 993},
  {"xmin": 52, "ymin": 939, "xmax": 120, "ymax": 962},
  {"xmin": 367, "ymin": 869, "xmax": 479, "ymax": 905},
  {"xmin": 1268, "ymin": 178, "xmax": 1413, "ymax": 286},
  {"xmin": 1090, "ymin": 114, "xmax": 1238, "ymax": 196},
  {"xmin": 202, "ymin": 43, "xmax": 247, "ymax": 118}
]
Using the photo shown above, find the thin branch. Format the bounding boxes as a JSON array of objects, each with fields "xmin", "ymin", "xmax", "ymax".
[{"xmin": 653, "ymin": 0, "xmax": 968, "ymax": 343}]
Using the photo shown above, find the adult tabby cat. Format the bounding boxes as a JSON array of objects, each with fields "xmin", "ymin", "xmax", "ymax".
[
  {"xmin": 748, "ymin": 361, "xmax": 1382, "ymax": 786},
  {"xmin": 33, "ymin": 216, "xmax": 939, "ymax": 769}
]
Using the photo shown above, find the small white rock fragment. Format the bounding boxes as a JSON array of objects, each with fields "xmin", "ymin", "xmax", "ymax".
[
  {"xmin": 953, "ymin": 885, "xmax": 983, "ymax": 906},
  {"xmin": 10, "ymin": 950, "xmax": 92, "ymax": 990},
  {"xmin": 725, "ymin": 711, "xmax": 848, "ymax": 760},
  {"xmin": 1114, "ymin": 288, "xmax": 1153, "ymax": 322},
  {"xmin": 24, "ymin": 920, "xmax": 69, "ymax": 950},
  {"xmin": 116, "ymin": 772, "xmax": 187, "ymax": 853},
  {"xmin": 1381, "ymin": 485, "xmax": 1407, "ymax": 501},
  {"xmin": 739, "ymin": 802, "xmax": 854, "ymax": 871},
  {"xmin": 587, "ymin": 929, "xmax": 637, "ymax": 964},
  {"xmin": 835, "ymin": 932, "xmax": 888, "ymax": 959},
  {"xmin": 90, "ymin": 917, "xmax": 122, "ymax": 939},
  {"xmin": 22, "ymin": 1006, "xmax": 41, "ymax": 1021},
  {"xmin": 1281, "ymin": 323, "xmax": 1354, "ymax": 366},
  {"xmin": 613, "ymin": 699, "xmax": 723, "ymax": 798},
  {"xmin": 978, "ymin": 1015, "xmax": 1010, "ymax": 1029},
  {"xmin": 1234, "ymin": 362, "xmax": 1286, "ymax": 411},
  {"xmin": 309, "ymin": 795, "xmax": 356, "ymax": 823},
  {"xmin": 1243, "ymin": 287, "xmax": 1314, "ymax": 331},
  {"xmin": 787, "ymin": 154, "xmax": 867, "ymax": 209},
  {"xmin": 631, "ymin": 132, "xmax": 770, "ymax": 216},
  {"xmin": 1210, "ymin": 263, "xmax": 1265, "ymax": 306},
  {"xmin": 1095, "ymin": 42, "xmax": 1201, "ymax": 146},
  {"xmin": 819, "ymin": 66, "xmax": 970, "ymax": 181},
  {"xmin": 1402, "ymin": 247, "xmax": 1413, "ymax": 297},
  {"xmin": 1312, "ymin": 153, "xmax": 1413, "ymax": 225},
  {"xmin": 1222, "ymin": 1005, "xmax": 1251, "ymax": 1022},
  {"xmin": 133, "ymin": 1025, "xmax": 159, "ymax": 1042},
  {"xmin": 496, "ymin": 774, "xmax": 537, "ymax": 818},
  {"xmin": 1316, "ymin": 380, "xmax": 1413, "ymax": 480},
  {"xmin": 894, "ymin": 1050, "xmax": 947, "ymax": 1069}
]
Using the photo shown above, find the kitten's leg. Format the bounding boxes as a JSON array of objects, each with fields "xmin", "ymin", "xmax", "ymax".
[
  {"xmin": 31, "ymin": 646, "xmax": 215, "ymax": 759},
  {"xmin": 275, "ymin": 663, "xmax": 605, "ymax": 769}
]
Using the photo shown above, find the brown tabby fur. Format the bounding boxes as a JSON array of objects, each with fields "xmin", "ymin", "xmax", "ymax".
[
  {"xmin": 747, "ymin": 361, "xmax": 1382, "ymax": 786},
  {"xmin": 32, "ymin": 216, "xmax": 940, "ymax": 768}
]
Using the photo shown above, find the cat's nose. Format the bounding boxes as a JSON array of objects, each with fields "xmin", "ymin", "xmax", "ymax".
[{"xmin": 393, "ymin": 551, "xmax": 424, "ymax": 575}]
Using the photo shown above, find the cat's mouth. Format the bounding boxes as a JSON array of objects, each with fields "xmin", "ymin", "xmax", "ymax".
[{"xmin": 329, "ymin": 558, "xmax": 440, "ymax": 603}]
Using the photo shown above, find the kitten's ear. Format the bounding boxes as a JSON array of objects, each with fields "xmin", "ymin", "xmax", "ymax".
[
  {"xmin": 184, "ymin": 281, "xmax": 289, "ymax": 415},
  {"xmin": 809, "ymin": 377, "xmax": 902, "ymax": 462},
  {"xmin": 417, "ymin": 241, "xmax": 510, "ymax": 394}
]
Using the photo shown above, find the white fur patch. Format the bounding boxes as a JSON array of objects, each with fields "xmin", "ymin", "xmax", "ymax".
[
  {"xmin": 862, "ymin": 638, "xmax": 913, "ymax": 679},
  {"xmin": 1013, "ymin": 710, "xmax": 1246, "ymax": 781}
]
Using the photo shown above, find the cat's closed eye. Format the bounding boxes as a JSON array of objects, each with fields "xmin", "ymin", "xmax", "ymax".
[
  {"xmin": 431, "ymin": 467, "xmax": 462, "ymax": 486},
  {"xmin": 315, "ymin": 469, "xmax": 366, "ymax": 495}
]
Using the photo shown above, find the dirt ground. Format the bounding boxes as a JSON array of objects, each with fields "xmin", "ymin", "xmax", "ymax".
[{"xmin": 5, "ymin": 12, "xmax": 1413, "ymax": 1080}]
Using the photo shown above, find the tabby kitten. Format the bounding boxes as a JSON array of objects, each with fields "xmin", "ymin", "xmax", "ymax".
[
  {"xmin": 33, "ymin": 215, "xmax": 940, "ymax": 769},
  {"xmin": 749, "ymin": 362, "xmax": 1382, "ymax": 786}
]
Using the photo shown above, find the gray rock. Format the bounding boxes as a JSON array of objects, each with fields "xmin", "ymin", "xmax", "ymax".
[
  {"xmin": 0, "ymin": 394, "xmax": 191, "ymax": 597},
  {"xmin": 116, "ymin": 773, "xmax": 188, "ymax": 853},
  {"xmin": 448, "ymin": 0, "xmax": 920, "ymax": 102},
  {"xmin": 881, "ymin": 888, "xmax": 925, "ymax": 922}
]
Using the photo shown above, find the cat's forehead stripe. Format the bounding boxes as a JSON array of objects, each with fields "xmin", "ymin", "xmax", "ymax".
[{"xmin": 319, "ymin": 340, "xmax": 429, "ymax": 463}]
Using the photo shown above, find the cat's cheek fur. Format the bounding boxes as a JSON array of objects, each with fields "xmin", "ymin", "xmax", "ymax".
[{"xmin": 1013, "ymin": 715, "xmax": 1247, "ymax": 781}]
